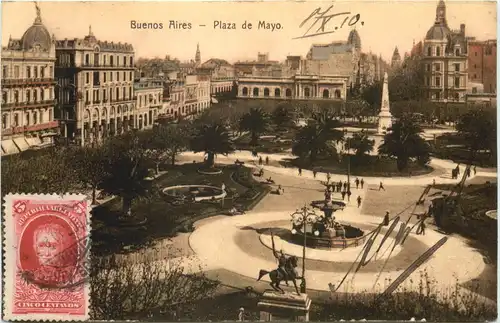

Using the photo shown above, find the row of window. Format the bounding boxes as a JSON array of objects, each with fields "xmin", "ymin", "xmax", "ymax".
[
  {"xmin": 56, "ymin": 53, "xmax": 134, "ymax": 67},
  {"xmin": 2, "ymin": 65, "xmax": 54, "ymax": 79},
  {"xmin": 85, "ymin": 87, "xmax": 133, "ymax": 103},
  {"xmin": 473, "ymin": 47, "xmax": 494, "ymax": 56},
  {"xmin": 84, "ymin": 53, "xmax": 134, "ymax": 67},
  {"xmin": 426, "ymin": 46, "xmax": 461, "ymax": 57},
  {"xmin": 1, "ymin": 109, "xmax": 53, "ymax": 130},
  {"xmin": 241, "ymin": 87, "xmax": 342, "ymax": 98},
  {"xmin": 425, "ymin": 62, "xmax": 462, "ymax": 72},
  {"xmin": 85, "ymin": 71, "xmax": 134, "ymax": 85},
  {"xmin": 425, "ymin": 76, "xmax": 462, "ymax": 88},
  {"xmin": 2, "ymin": 88, "xmax": 53, "ymax": 104},
  {"xmin": 137, "ymin": 92, "xmax": 162, "ymax": 108},
  {"xmin": 430, "ymin": 92, "xmax": 461, "ymax": 101}
]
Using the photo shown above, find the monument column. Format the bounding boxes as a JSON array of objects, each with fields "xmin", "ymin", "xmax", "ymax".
[{"xmin": 377, "ymin": 72, "xmax": 393, "ymax": 135}]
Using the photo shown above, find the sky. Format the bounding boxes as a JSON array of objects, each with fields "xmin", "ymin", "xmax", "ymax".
[{"xmin": 1, "ymin": 1, "xmax": 497, "ymax": 63}]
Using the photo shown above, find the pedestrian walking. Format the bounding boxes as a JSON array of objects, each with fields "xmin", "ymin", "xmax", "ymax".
[
  {"xmin": 298, "ymin": 168, "xmax": 302, "ymax": 176},
  {"xmin": 432, "ymin": 178, "xmax": 436, "ymax": 186},
  {"xmin": 265, "ymin": 156, "xmax": 269, "ymax": 165},
  {"xmin": 383, "ymin": 211, "xmax": 390, "ymax": 226},
  {"xmin": 360, "ymin": 178, "xmax": 364, "ymax": 189},
  {"xmin": 379, "ymin": 181, "xmax": 385, "ymax": 191},
  {"xmin": 347, "ymin": 190, "xmax": 352, "ymax": 202},
  {"xmin": 416, "ymin": 219, "xmax": 426, "ymax": 235},
  {"xmin": 357, "ymin": 195, "xmax": 362, "ymax": 208},
  {"xmin": 343, "ymin": 181, "xmax": 347, "ymax": 191},
  {"xmin": 238, "ymin": 307, "xmax": 245, "ymax": 321},
  {"xmin": 326, "ymin": 172, "xmax": 331, "ymax": 183},
  {"xmin": 337, "ymin": 182, "xmax": 342, "ymax": 192},
  {"xmin": 259, "ymin": 156, "xmax": 263, "ymax": 165},
  {"xmin": 341, "ymin": 191, "xmax": 346, "ymax": 200},
  {"xmin": 455, "ymin": 164, "xmax": 460, "ymax": 175},
  {"xmin": 313, "ymin": 170, "xmax": 317, "ymax": 178},
  {"xmin": 466, "ymin": 167, "xmax": 471, "ymax": 178},
  {"xmin": 355, "ymin": 178, "xmax": 360, "ymax": 189},
  {"xmin": 473, "ymin": 165, "xmax": 477, "ymax": 175}
]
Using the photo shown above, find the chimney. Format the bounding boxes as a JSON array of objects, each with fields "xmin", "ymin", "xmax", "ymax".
[{"xmin": 460, "ymin": 24, "xmax": 465, "ymax": 35}]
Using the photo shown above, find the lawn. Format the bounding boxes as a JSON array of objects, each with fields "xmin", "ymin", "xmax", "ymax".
[
  {"xmin": 432, "ymin": 134, "xmax": 497, "ymax": 167},
  {"xmin": 283, "ymin": 155, "xmax": 434, "ymax": 177},
  {"xmin": 91, "ymin": 163, "xmax": 270, "ymax": 256},
  {"xmin": 233, "ymin": 131, "xmax": 296, "ymax": 154}
]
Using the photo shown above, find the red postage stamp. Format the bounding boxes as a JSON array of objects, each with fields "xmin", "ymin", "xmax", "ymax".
[{"xmin": 3, "ymin": 194, "xmax": 90, "ymax": 321}]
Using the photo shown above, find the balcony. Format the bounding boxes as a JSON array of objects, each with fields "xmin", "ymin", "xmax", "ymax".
[
  {"xmin": 2, "ymin": 120, "xmax": 59, "ymax": 135},
  {"xmin": 1, "ymin": 100, "xmax": 55, "ymax": 109},
  {"xmin": 2, "ymin": 78, "xmax": 56, "ymax": 87}
]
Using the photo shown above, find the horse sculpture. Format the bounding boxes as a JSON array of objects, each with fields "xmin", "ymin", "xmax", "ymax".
[{"xmin": 257, "ymin": 255, "xmax": 301, "ymax": 295}]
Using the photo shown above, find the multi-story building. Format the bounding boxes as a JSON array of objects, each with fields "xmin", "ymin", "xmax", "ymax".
[
  {"xmin": 468, "ymin": 39, "xmax": 497, "ymax": 94},
  {"xmin": 54, "ymin": 27, "xmax": 135, "ymax": 146},
  {"xmin": 421, "ymin": 0, "xmax": 468, "ymax": 102},
  {"xmin": 237, "ymin": 74, "xmax": 349, "ymax": 101},
  {"xmin": 134, "ymin": 78, "xmax": 163, "ymax": 130},
  {"xmin": 1, "ymin": 6, "xmax": 59, "ymax": 155},
  {"xmin": 304, "ymin": 30, "xmax": 388, "ymax": 89}
]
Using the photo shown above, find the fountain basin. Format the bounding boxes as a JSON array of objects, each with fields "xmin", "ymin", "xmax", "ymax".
[{"xmin": 162, "ymin": 185, "xmax": 227, "ymax": 202}]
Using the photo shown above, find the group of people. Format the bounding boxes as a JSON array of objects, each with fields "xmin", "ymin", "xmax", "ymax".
[
  {"xmin": 451, "ymin": 164, "xmax": 476, "ymax": 180},
  {"xmin": 258, "ymin": 156, "xmax": 270, "ymax": 166}
]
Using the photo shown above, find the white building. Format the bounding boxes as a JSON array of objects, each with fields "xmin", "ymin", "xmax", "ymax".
[{"xmin": 134, "ymin": 78, "xmax": 163, "ymax": 130}]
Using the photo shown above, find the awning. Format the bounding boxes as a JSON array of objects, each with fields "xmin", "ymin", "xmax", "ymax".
[
  {"xmin": 1, "ymin": 140, "xmax": 20, "ymax": 155},
  {"xmin": 211, "ymin": 97, "xmax": 218, "ymax": 104},
  {"xmin": 26, "ymin": 137, "xmax": 42, "ymax": 147},
  {"xmin": 13, "ymin": 137, "xmax": 30, "ymax": 151}
]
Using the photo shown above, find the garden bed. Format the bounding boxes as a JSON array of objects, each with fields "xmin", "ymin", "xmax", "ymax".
[
  {"xmin": 91, "ymin": 163, "xmax": 270, "ymax": 256},
  {"xmin": 282, "ymin": 155, "xmax": 433, "ymax": 177}
]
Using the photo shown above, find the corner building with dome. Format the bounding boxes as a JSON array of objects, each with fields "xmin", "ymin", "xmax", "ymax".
[
  {"xmin": 1, "ymin": 7, "xmax": 59, "ymax": 155},
  {"xmin": 421, "ymin": 0, "xmax": 469, "ymax": 102}
]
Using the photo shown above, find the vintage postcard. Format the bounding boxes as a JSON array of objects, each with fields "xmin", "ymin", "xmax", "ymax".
[{"xmin": 1, "ymin": 0, "xmax": 497, "ymax": 321}]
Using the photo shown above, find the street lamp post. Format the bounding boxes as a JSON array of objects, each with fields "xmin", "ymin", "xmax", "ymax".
[{"xmin": 291, "ymin": 205, "xmax": 320, "ymax": 294}]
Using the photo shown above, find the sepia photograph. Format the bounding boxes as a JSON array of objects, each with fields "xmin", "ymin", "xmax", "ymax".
[{"xmin": 0, "ymin": 0, "xmax": 497, "ymax": 321}]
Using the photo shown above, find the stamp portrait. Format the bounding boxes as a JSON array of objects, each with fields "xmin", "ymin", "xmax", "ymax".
[{"xmin": 3, "ymin": 194, "xmax": 90, "ymax": 321}]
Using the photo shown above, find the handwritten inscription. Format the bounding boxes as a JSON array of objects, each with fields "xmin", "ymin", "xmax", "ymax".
[
  {"xmin": 329, "ymin": 215, "xmax": 446, "ymax": 295},
  {"xmin": 295, "ymin": 5, "xmax": 363, "ymax": 39}
]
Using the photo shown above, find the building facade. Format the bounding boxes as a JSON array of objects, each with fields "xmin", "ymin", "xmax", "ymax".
[
  {"xmin": 421, "ymin": 0, "xmax": 469, "ymax": 102},
  {"xmin": 134, "ymin": 78, "xmax": 163, "ymax": 130},
  {"xmin": 1, "ymin": 6, "xmax": 59, "ymax": 155},
  {"xmin": 55, "ymin": 27, "xmax": 135, "ymax": 146},
  {"xmin": 237, "ymin": 74, "xmax": 348, "ymax": 101},
  {"xmin": 468, "ymin": 39, "xmax": 497, "ymax": 94}
]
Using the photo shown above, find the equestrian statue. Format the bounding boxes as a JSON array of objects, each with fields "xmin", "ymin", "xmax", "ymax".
[{"xmin": 257, "ymin": 232, "xmax": 302, "ymax": 295}]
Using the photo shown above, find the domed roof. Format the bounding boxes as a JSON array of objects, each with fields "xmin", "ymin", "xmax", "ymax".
[
  {"xmin": 347, "ymin": 29, "xmax": 361, "ymax": 50},
  {"xmin": 425, "ymin": 23, "xmax": 450, "ymax": 40},
  {"xmin": 21, "ymin": 7, "xmax": 52, "ymax": 51}
]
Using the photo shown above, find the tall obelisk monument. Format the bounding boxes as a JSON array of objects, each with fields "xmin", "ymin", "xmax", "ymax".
[{"xmin": 377, "ymin": 72, "xmax": 393, "ymax": 135}]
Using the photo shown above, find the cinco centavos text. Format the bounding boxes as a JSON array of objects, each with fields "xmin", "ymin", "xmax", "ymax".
[{"xmin": 130, "ymin": 20, "xmax": 283, "ymax": 31}]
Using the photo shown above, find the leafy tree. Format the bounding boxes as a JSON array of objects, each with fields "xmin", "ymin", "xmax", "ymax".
[
  {"xmin": 347, "ymin": 130, "xmax": 375, "ymax": 158},
  {"xmin": 100, "ymin": 132, "xmax": 150, "ymax": 217},
  {"xmin": 190, "ymin": 122, "xmax": 235, "ymax": 168},
  {"xmin": 238, "ymin": 107, "xmax": 269, "ymax": 146},
  {"xmin": 72, "ymin": 146, "xmax": 109, "ymax": 205},
  {"xmin": 360, "ymin": 81, "xmax": 382, "ymax": 111},
  {"xmin": 139, "ymin": 127, "xmax": 170, "ymax": 175},
  {"xmin": 378, "ymin": 116, "xmax": 430, "ymax": 171},
  {"xmin": 271, "ymin": 102, "xmax": 294, "ymax": 131},
  {"xmin": 165, "ymin": 122, "xmax": 190, "ymax": 165},
  {"xmin": 388, "ymin": 55, "xmax": 425, "ymax": 102},
  {"xmin": 2, "ymin": 148, "xmax": 78, "ymax": 196},
  {"xmin": 90, "ymin": 257, "xmax": 219, "ymax": 320},
  {"xmin": 456, "ymin": 110, "xmax": 496, "ymax": 162},
  {"xmin": 292, "ymin": 111, "xmax": 344, "ymax": 164}
]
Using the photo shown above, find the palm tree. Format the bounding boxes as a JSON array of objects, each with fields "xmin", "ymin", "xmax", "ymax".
[
  {"xmin": 292, "ymin": 111, "xmax": 344, "ymax": 164},
  {"xmin": 238, "ymin": 107, "xmax": 269, "ymax": 146},
  {"xmin": 271, "ymin": 103, "xmax": 294, "ymax": 131},
  {"xmin": 190, "ymin": 122, "xmax": 235, "ymax": 168},
  {"xmin": 378, "ymin": 116, "xmax": 430, "ymax": 171},
  {"xmin": 347, "ymin": 130, "xmax": 375, "ymax": 159}
]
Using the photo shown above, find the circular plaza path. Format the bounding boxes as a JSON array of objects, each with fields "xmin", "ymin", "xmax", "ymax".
[{"xmin": 175, "ymin": 150, "xmax": 496, "ymax": 301}]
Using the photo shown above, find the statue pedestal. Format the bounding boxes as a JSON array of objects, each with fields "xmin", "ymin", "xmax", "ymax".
[{"xmin": 258, "ymin": 291, "xmax": 311, "ymax": 322}]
